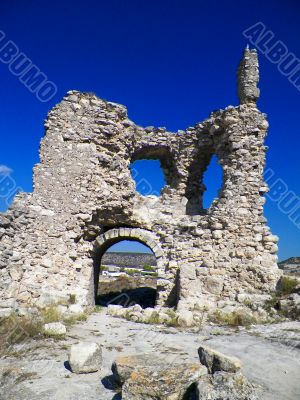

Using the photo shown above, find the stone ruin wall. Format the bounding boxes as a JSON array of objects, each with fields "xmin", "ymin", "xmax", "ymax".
[{"xmin": 0, "ymin": 49, "xmax": 281, "ymax": 317}]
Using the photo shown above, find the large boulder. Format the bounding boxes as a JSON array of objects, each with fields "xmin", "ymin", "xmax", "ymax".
[
  {"xmin": 197, "ymin": 371, "xmax": 260, "ymax": 400},
  {"xmin": 198, "ymin": 345, "xmax": 242, "ymax": 374},
  {"xmin": 112, "ymin": 354, "xmax": 163, "ymax": 384},
  {"xmin": 68, "ymin": 342, "xmax": 102, "ymax": 374},
  {"xmin": 122, "ymin": 363, "xmax": 207, "ymax": 400},
  {"xmin": 112, "ymin": 353, "xmax": 207, "ymax": 399}
]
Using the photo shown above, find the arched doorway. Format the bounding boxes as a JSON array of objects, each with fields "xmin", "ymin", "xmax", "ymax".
[{"xmin": 93, "ymin": 228, "xmax": 166, "ymax": 308}]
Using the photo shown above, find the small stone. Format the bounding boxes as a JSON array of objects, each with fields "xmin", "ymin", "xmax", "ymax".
[
  {"xmin": 41, "ymin": 258, "xmax": 52, "ymax": 268},
  {"xmin": 43, "ymin": 322, "xmax": 66, "ymax": 336},
  {"xmin": 212, "ymin": 230, "xmax": 222, "ymax": 239},
  {"xmin": 69, "ymin": 342, "xmax": 102, "ymax": 374},
  {"xmin": 263, "ymin": 234, "xmax": 279, "ymax": 243}
]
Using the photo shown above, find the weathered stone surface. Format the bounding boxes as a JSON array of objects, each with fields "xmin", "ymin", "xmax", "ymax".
[
  {"xmin": 0, "ymin": 49, "xmax": 281, "ymax": 316},
  {"xmin": 112, "ymin": 354, "xmax": 163, "ymax": 384},
  {"xmin": 177, "ymin": 310, "xmax": 194, "ymax": 327},
  {"xmin": 197, "ymin": 372, "xmax": 260, "ymax": 400},
  {"xmin": 68, "ymin": 342, "xmax": 102, "ymax": 373},
  {"xmin": 238, "ymin": 48, "xmax": 260, "ymax": 104},
  {"xmin": 113, "ymin": 354, "xmax": 207, "ymax": 400},
  {"xmin": 107, "ymin": 304, "xmax": 125, "ymax": 317},
  {"xmin": 198, "ymin": 345, "xmax": 242, "ymax": 374},
  {"xmin": 43, "ymin": 322, "xmax": 66, "ymax": 336}
]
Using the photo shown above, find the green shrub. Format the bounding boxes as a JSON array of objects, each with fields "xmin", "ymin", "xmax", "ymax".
[
  {"xmin": 278, "ymin": 276, "xmax": 298, "ymax": 295},
  {"xmin": 125, "ymin": 268, "xmax": 140, "ymax": 276},
  {"xmin": 63, "ymin": 312, "xmax": 88, "ymax": 326},
  {"xmin": 211, "ymin": 310, "xmax": 257, "ymax": 327},
  {"xmin": 141, "ymin": 271, "xmax": 158, "ymax": 277},
  {"xmin": 69, "ymin": 294, "xmax": 76, "ymax": 305},
  {"xmin": 143, "ymin": 265, "xmax": 155, "ymax": 272},
  {"xmin": 145, "ymin": 311, "xmax": 161, "ymax": 325},
  {"xmin": 264, "ymin": 295, "xmax": 280, "ymax": 312},
  {"xmin": 41, "ymin": 306, "xmax": 62, "ymax": 323},
  {"xmin": 165, "ymin": 310, "xmax": 179, "ymax": 326}
]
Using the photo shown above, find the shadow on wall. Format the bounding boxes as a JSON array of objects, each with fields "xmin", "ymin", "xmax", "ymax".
[{"xmin": 97, "ymin": 286, "xmax": 157, "ymax": 308}]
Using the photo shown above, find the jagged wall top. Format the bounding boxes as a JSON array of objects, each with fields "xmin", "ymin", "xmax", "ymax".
[{"xmin": 0, "ymin": 49, "xmax": 281, "ymax": 316}]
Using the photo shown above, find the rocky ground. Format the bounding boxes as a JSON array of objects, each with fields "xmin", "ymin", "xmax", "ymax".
[{"xmin": 0, "ymin": 310, "xmax": 300, "ymax": 400}]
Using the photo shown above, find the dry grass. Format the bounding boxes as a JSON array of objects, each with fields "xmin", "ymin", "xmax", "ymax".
[
  {"xmin": 0, "ymin": 306, "xmax": 89, "ymax": 355},
  {"xmin": 41, "ymin": 306, "xmax": 62, "ymax": 324},
  {"xmin": 210, "ymin": 309, "xmax": 258, "ymax": 327},
  {"xmin": 63, "ymin": 312, "xmax": 88, "ymax": 326},
  {"xmin": 0, "ymin": 313, "xmax": 42, "ymax": 355}
]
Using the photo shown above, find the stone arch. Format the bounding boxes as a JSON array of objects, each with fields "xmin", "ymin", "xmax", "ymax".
[{"xmin": 92, "ymin": 227, "xmax": 167, "ymax": 304}]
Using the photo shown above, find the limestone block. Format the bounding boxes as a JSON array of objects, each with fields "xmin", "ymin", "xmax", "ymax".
[
  {"xmin": 198, "ymin": 345, "xmax": 242, "ymax": 374},
  {"xmin": 69, "ymin": 342, "xmax": 102, "ymax": 374},
  {"xmin": 112, "ymin": 354, "xmax": 207, "ymax": 399},
  {"xmin": 205, "ymin": 276, "xmax": 224, "ymax": 295},
  {"xmin": 43, "ymin": 322, "xmax": 67, "ymax": 336},
  {"xmin": 177, "ymin": 310, "xmax": 194, "ymax": 327},
  {"xmin": 180, "ymin": 264, "xmax": 196, "ymax": 280},
  {"xmin": 40, "ymin": 258, "xmax": 53, "ymax": 268},
  {"xmin": 197, "ymin": 371, "xmax": 259, "ymax": 400},
  {"xmin": 212, "ymin": 230, "xmax": 223, "ymax": 239}
]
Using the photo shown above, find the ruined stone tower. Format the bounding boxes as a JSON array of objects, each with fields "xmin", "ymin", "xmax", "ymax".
[{"xmin": 0, "ymin": 49, "xmax": 281, "ymax": 317}]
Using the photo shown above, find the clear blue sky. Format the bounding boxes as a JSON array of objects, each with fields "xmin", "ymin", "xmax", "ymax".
[{"xmin": 0, "ymin": 0, "xmax": 299, "ymax": 260}]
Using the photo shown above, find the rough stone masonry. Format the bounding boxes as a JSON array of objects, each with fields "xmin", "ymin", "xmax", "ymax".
[{"xmin": 0, "ymin": 48, "xmax": 281, "ymax": 317}]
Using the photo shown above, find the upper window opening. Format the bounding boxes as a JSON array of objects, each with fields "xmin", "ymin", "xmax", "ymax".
[
  {"xmin": 130, "ymin": 159, "xmax": 166, "ymax": 196},
  {"xmin": 130, "ymin": 146, "xmax": 178, "ymax": 196},
  {"xmin": 202, "ymin": 155, "xmax": 223, "ymax": 209}
]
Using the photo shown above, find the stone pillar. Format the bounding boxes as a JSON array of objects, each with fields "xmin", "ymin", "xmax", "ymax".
[{"xmin": 237, "ymin": 47, "xmax": 260, "ymax": 104}]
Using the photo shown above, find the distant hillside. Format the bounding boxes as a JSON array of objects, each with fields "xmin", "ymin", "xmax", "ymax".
[
  {"xmin": 278, "ymin": 257, "xmax": 300, "ymax": 276},
  {"xmin": 102, "ymin": 252, "xmax": 156, "ymax": 268}
]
